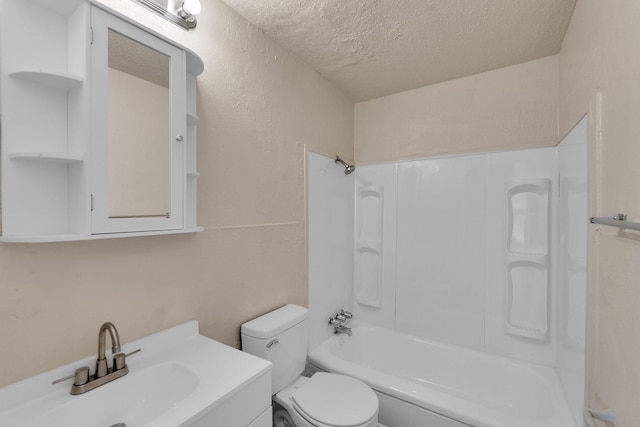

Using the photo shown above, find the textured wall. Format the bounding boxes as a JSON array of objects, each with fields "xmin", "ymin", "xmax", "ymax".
[
  {"xmin": 354, "ymin": 55, "xmax": 559, "ymax": 165},
  {"xmin": 560, "ymin": 1, "xmax": 640, "ymax": 425},
  {"xmin": 0, "ymin": 0, "xmax": 353, "ymax": 387}
]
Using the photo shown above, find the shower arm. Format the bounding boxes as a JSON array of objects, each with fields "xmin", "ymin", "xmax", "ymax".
[{"xmin": 335, "ymin": 155, "xmax": 356, "ymax": 175}]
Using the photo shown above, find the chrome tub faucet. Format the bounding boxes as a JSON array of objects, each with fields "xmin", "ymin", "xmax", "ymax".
[{"xmin": 329, "ymin": 309, "xmax": 353, "ymax": 336}]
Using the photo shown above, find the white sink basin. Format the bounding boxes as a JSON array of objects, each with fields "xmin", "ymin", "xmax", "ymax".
[
  {"xmin": 31, "ymin": 363, "xmax": 198, "ymax": 427},
  {"xmin": 0, "ymin": 321, "xmax": 272, "ymax": 427}
]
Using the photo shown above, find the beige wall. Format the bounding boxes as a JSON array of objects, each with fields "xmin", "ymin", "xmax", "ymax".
[
  {"xmin": 0, "ymin": 0, "xmax": 353, "ymax": 387},
  {"xmin": 561, "ymin": 1, "xmax": 640, "ymax": 425},
  {"xmin": 354, "ymin": 55, "xmax": 559, "ymax": 165}
]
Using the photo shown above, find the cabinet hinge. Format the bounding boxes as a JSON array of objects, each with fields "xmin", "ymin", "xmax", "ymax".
[{"xmin": 91, "ymin": 194, "xmax": 94, "ymax": 212}]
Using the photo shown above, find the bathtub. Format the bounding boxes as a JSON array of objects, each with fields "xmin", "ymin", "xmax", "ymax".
[{"xmin": 308, "ymin": 322, "xmax": 575, "ymax": 427}]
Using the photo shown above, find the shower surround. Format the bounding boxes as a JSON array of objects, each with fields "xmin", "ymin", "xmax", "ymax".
[
  {"xmin": 308, "ymin": 116, "xmax": 586, "ymax": 427},
  {"xmin": 354, "ymin": 146, "xmax": 559, "ymax": 365}
]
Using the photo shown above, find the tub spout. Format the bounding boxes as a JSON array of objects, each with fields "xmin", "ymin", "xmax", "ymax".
[
  {"xmin": 329, "ymin": 312, "xmax": 352, "ymax": 336},
  {"xmin": 335, "ymin": 323, "xmax": 352, "ymax": 336}
]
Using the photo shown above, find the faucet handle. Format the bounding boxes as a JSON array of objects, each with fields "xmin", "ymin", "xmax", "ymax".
[
  {"xmin": 52, "ymin": 366, "xmax": 90, "ymax": 386},
  {"xmin": 340, "ymin": 309, "xmax": 353, "ymax": 319},
  {"xmin": 113, "ymin": 353, "xmax": 126, "ymax": 371},
  {"xmin": 113, "ymin": 348, "xmax": 142, "ymax": 372},
  {"xmin": 125, "ymin": 348, "xmax": 141, "ymax": 357},
  {"xmin": 329, "ymin": 317, "xmax": 344, "ymax": 326}
]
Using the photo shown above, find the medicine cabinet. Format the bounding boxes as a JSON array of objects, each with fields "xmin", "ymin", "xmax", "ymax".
[{"xmin": 0, "ymin": 0, "xmax": 204, "ymax": 242}]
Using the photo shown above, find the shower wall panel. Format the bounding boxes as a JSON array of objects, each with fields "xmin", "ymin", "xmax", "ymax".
[
  {"xmin": 395, "ymin": 155, "xmax": 487, "ymax": 350},
  {"xmin": 308, "ymin": 152, "xmax": 354, "ymax": 351},
  {"xmin": 485, "ymin": 148, "xmax": 557, "ymax": 365},
  {"xmin": 354, "ymin": 147, "xmax": 564, "ymax": 365},
  {"xmin": 556, "ymin": 116, "xmax": 587, "ymax": 426}
]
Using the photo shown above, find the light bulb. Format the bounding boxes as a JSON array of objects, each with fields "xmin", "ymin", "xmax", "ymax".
[{"xmin": 182, "ymin": 0, "xmax": 201, "ymax": 16}]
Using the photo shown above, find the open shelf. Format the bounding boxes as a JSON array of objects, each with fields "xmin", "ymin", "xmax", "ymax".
[
  {"xmin": 187, "ymin": 112, "xmax": 200, "ymax": 126},
  {"xmin": 9, "ymin": 152, "xmax": 83, "ymax": 163},
  {"xmin": 0, "ymin": 227, "xmax": 204, "ymax": 243},
  {"xmin": 10, "ymin": 70, "xmax": 84, "ymax": 90}
]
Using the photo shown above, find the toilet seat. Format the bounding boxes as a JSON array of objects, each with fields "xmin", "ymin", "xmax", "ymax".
[{"xmin": 291, "ymin": 373, "xmax": 378, "ymax": 427}]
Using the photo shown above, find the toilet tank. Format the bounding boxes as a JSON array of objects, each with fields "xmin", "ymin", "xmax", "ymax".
[{"xmin": 241, "ymin": 304, "xmax": 308, "ymax": 395}]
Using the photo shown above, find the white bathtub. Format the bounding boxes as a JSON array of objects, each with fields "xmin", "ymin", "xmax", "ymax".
[{"xmin": 309, "ymin": 322, "xmax": 575, "ymax": 427}]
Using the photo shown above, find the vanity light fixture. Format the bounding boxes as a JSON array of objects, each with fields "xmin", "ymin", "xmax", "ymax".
[
  {"xmin": 131, "ymin": 0, "xmax": 202, "ymax": 30},
  {"xmin": 176, "ymin": 0, "xmax": 202, "ymax": 23}
]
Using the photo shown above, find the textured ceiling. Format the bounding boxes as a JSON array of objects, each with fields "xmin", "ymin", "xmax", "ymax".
[
  {"xmin": 220, "ymin": 0, "xmax": 577, "ymax": 101},
  {"xmin": 109, "ymin": 29, "xmax": 170, "ymax": 88}
]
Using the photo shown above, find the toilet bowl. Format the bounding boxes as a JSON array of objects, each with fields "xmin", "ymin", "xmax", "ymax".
[
  {"xmin": 241, "ymin": 304, "xmax": 378, "ymax": 427},
  {"xmin": 274, "ymin": 374, "xmax": 378, "ymax": 427}
]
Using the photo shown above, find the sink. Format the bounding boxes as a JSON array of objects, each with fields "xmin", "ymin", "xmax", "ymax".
[
  {"xmin": 0, "ymin": 321, "xmax": 272, "ymax": 427},
  {"xmin": 30, "ymin": 363, "xmax": 198, "ymax": 427}
]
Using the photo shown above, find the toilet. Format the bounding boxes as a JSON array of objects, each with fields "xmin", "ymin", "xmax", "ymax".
[{"xmin": 241, "ymin": 304, "xmax": 379, "ymax": 427}]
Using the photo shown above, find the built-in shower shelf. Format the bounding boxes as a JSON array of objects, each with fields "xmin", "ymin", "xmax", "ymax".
[
  {"xmin": 187, "ymin": 171, "xmax": 200, "ymax": 177},
  {"xmin": 8, "ymin": 152, "xmax": 84, "ymax": 163},
  {"xmin": 505, "ymin": 178, "xmax": 551, "ymax": 341},
  {"xmin": 10, "ymin": 70, "xmax": 84, "ymax": 90}
]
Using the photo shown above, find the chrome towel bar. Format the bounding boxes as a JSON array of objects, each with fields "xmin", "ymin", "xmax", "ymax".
[{"xmin": 590, "ymin": 213, "xmax": 640, "ymax": 232}]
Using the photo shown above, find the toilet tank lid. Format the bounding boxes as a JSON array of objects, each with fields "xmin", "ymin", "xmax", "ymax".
[{"xmin": 241, "ymin": 304, "xmax": 308, "ymax": 339}]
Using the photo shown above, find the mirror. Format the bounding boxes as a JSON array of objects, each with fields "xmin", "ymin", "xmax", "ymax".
[
  {"xmin": 90, "ymin": 4, "xmax": 197, "ymax": 236},
  {"xmin": 107, "ymin": 29, "xmax": 171, "ymax": 219}
]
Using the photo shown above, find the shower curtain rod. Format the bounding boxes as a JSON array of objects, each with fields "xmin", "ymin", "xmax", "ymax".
[{"xmin": 590, "ymin": 213, "xmax": 640, "ymax": 231}]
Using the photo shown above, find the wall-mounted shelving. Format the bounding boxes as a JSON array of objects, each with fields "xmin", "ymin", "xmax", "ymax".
[
  {"xmin": 8, "ymin": 152, "xmax": 84, "ymax": 163},
  {"xmin": 1, "ymin": 0, "xmax": 204, "ymax": 242},
  {"xmin": 10, "ymin": 70, "xmax": 84, "ymax": 90},
  {"xmin": 355, "ymin": 185, "xmax": 384, "ymax": 308},
  {"xmin": 505, "ymin": 178, "xmax": 551, "ymax": 340},
  {"xmin": 187, "ymin": 112, "xmax": 200, "ymax": 126}
]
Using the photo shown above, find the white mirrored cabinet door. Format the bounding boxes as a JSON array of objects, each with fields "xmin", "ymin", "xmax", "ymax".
[{"xmin": 91, "ymin": 6, "xmax": 185, "ymax": 234}]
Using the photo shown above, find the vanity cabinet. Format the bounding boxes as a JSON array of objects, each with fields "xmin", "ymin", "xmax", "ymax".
[{"xmin": 0, "ymin": 0, "xmax": 204, "ymax": 242}]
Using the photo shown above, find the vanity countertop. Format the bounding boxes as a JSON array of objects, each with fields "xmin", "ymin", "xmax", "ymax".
[{"xmin": 0, "ymin": 321, "xmax": 272, "ymax": 427}]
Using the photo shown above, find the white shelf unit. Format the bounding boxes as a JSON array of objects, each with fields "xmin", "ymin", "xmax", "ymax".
[
  {"xmin": 1, "ymin": 0, "xmax": 204, "ymax": 242},
  {"xmin": 9, "ymin": 70, "xmax": 84, "ymax": 90},
  {"xmin": 1, "ymin": 0, "xmax": 90, "ymax": 240},
  {"xmin": 187, "ymin": 112, "xmax": 200, "ymax": 126},
  {"xmin": 185, "ymin": 75, "xmax": 199, "ymax": 229},
  {"xmin": 8, "ymin": 152, "xmax": 84, "ymax": 163}
]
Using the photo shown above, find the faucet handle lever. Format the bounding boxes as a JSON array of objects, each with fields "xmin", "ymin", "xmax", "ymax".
[
  {"xmin": 52, "ymin": 366, "xmax": 90, "ymax": 386},
  {"xmin": 113, "ymin": 348, "xmax": 142, "ymax": 372},
  {"xmin": 340, "ymin": 309, "xmax": 353, "ymax": 319},
  {"xmin": 125, "ymin": 348, "xmax": 141, "ymax": 357}
]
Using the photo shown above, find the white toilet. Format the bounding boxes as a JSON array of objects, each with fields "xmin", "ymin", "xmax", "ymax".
[{"xmin": 241, "ymin": 304, "xmax": 379, "ymax": 427}]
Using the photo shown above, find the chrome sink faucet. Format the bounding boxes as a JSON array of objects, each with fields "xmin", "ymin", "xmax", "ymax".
[
  {"xmin": 52, "ymin": 322, "xmax": 140, "ymax": 395},
  {"xmin": 329, "ymin": 309, "xmax": 353, "ymax": 336}
]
